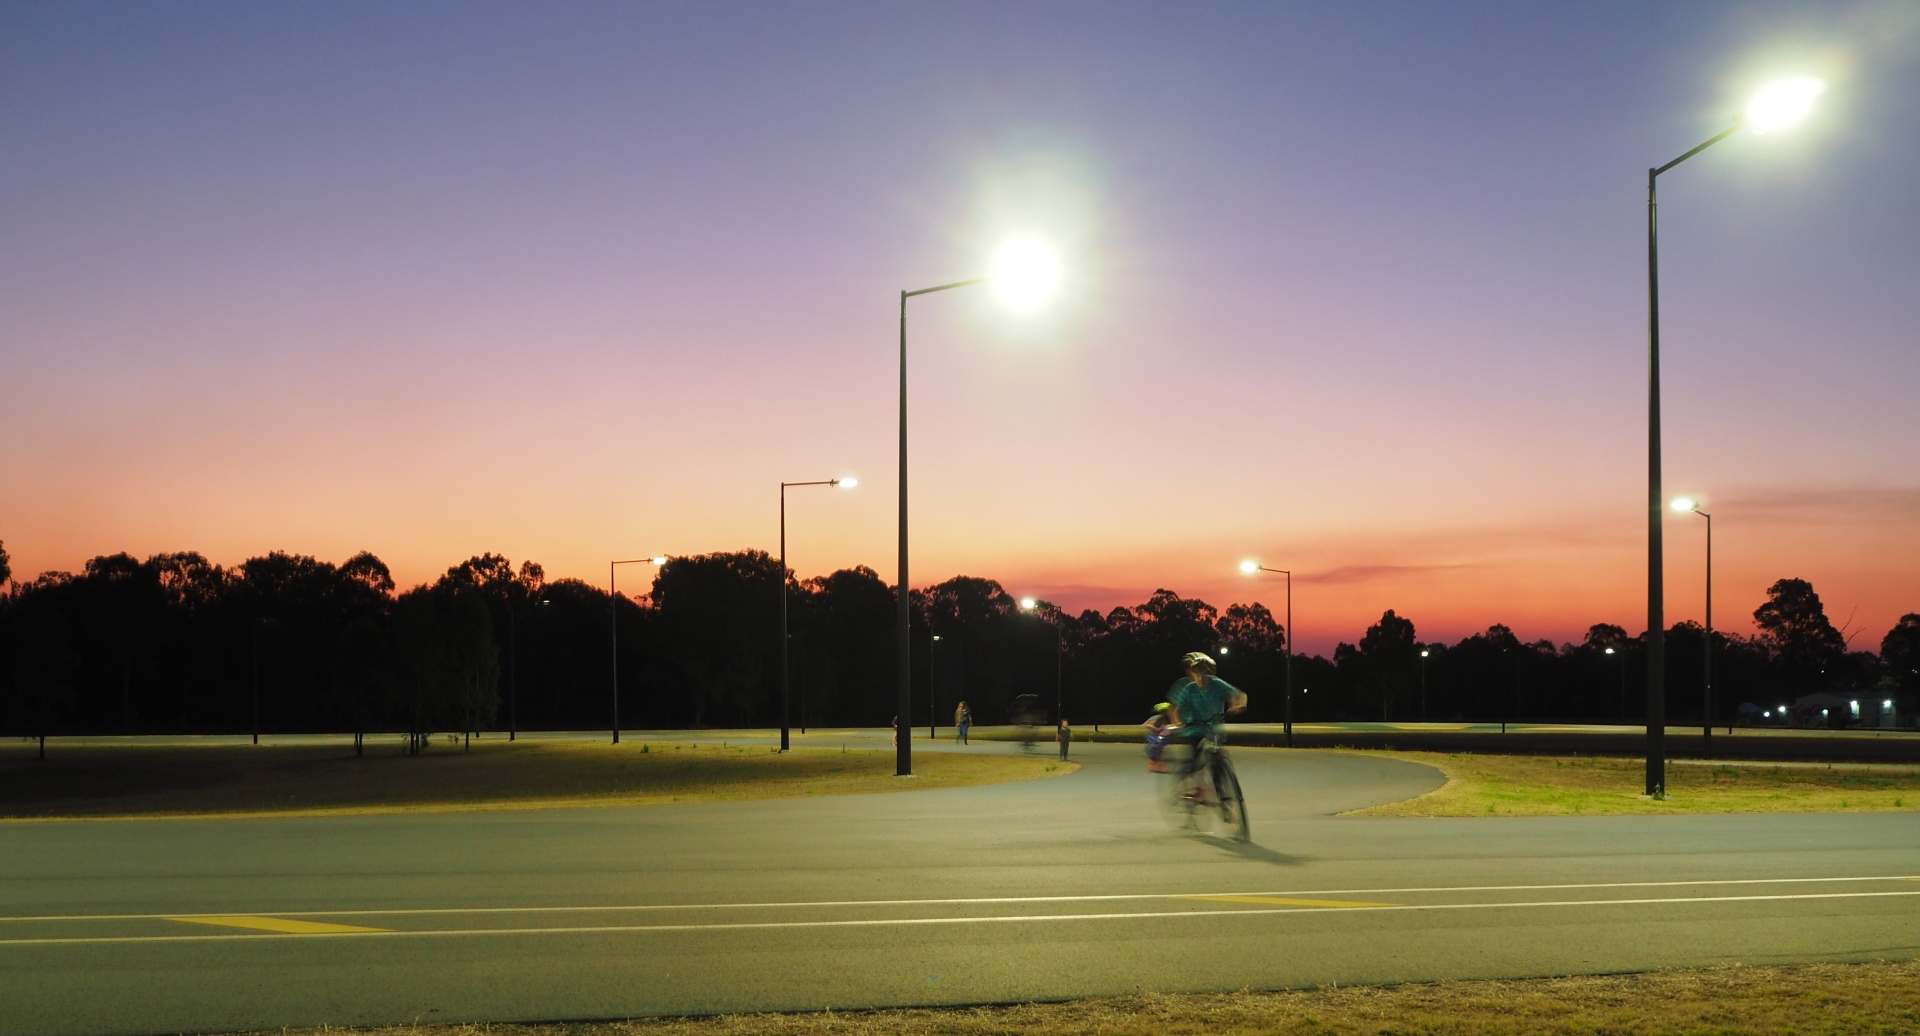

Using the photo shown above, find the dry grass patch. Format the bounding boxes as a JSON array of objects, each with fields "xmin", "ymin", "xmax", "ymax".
[
  {"xmin": 0, "ymin": 740, "xmax": 1072, "ymax": 821},
  {"xmin": 1347, "ymin": 750, "xmax": 1920, "ymax": 816},
  {"xmin": 257, "ymin": 959, "xmax": 1919, "ymax": 1035}
]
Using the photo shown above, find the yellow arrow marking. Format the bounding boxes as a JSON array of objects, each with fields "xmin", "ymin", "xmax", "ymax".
[
  {"xmin": 167, "ymin": 916, "xmax": 388, "ymax": 934},
  {"xmin": 1186, "ymin": 895, "xmax": 1396, "ymax": 909}
]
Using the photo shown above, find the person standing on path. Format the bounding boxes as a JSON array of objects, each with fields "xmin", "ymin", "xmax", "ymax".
[
  {"xmin": 1056, "ymin": 717, "xmax": 1071, "ymax": 760},
  {"xmin": 955, "ymin": 702, "xmax": 971, "ymax": 744}
]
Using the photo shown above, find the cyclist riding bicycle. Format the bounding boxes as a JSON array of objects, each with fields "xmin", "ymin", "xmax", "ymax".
[{"xmin": 1166, "ymin": 651, "xmax": 1247, "ymax": 786}]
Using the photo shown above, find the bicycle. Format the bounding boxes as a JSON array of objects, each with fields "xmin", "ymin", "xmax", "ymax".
[{"xmin": 1161, "ymin": 732, "xmax": 1249, "ymax": 842}]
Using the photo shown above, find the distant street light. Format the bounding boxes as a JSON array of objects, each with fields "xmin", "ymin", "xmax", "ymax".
[
  {"xmin": 610, "ymin": 555, "xmax": 667, "ymax": 744},
  {"xmin": 1643, "ymin": 76, "xmax": 1821, "ymax": 797},
  {"xmin": 781, "ymin": 477, "xmax": 856, "ymax": 752},
  {"xmin": 1419, "ymin": 649, "xmax": 1430, "ymax": 722},
  {"xmin": 1239, "ymin": 560, "xmax": 1294, "ymax": 746},
  {"xmin": 1019, "ymin": 597, "xmax": 1064, "ymax": 726},
  {"xmin": 896, "ymin": 240, "xmax": 1061, "ymax": 776},
  {"xmin": 1606, "ymin": 646, "xmax": 1626, "ymax": 721},
  {"xmin": 1674, "ymin": 498, "xmax": 1714, "ymax": 756},
  {"xmin": 508, "ymin": 596, "xmax": 550, "ymax": 742}
]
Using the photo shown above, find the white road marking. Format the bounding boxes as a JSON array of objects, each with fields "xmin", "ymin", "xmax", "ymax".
[
  {"xmin": 3, "ymin": 873, "xmax": 1915, "ymax": 924},
  {"xmin": 0, "ymin": 889, "xmax": 1916, "ymax": 947}
]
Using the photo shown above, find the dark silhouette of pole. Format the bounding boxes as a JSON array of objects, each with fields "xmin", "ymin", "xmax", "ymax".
[
  {"xmin": 251, "ymin": 619, "xmax": 261, "ymax": 746},
  {"xmin": 1420, "ymin": 649, "xmax": 1429, "ymax": 722},
  {"xmin": 897, "ymin": 277, "xmax": 985, "ymax": 777},
  {"xmin": 508, "ymin": 603, "xmax": 516, "ymax": 742},
  {"xmin": 1679, "ymin": 501, "xmax": 1714, "ymax": 756},
  {"xmin": 610, "ymin": 556, "xmax": 665, "ymax": 745},
  {"xmin": 782, "ymin": 478, "xmax": 849, "ymax": 752}
]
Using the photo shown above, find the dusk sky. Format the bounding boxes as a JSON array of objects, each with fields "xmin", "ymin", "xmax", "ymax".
[{"xmin": 4, "ymin": 1, "xmax": 1916, "ymax": 655}]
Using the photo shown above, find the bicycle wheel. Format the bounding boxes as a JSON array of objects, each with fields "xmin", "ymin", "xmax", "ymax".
[
  {"xmin": 1212, "ymin": 752, "xmax": 1250, "ymax": 842},
  {"xmin": 1161, "ymin": 770, "xmax": 1207, "ymax": 833}
]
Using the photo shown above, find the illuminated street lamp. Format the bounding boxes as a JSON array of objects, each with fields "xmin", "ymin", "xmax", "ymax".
[
  {"xmin": 1019, "ymin": 596, "xmax": 1063, "ymax": 726},
  {"xmin": 1239, "ymin": 560, "xmax": 1293, "ymax": 746},
  {"xmin": 610, "ymin": 554, "xmax": 667, "ymax": 744},
  {"xmin": 896, "ymin": 239, "xmax": 1061, "ymax": 776},
  {"xmin": 1673, "ymin": 498, "xmax": 1714, "ymax": 756},
  {"xmin": 781, "ymin": 477, "xmax": 856, "ymax": 752},
  {"xmin": 1606, "ymin": 646, "xmax": 1626, "ymax": 721},
  {"xmin": 1419, "ymin": 649, "xmax": 1430, "ymax": 722},
  {"xmin": 1643, "ymin": 76, "xmax": 1821, "ymax": 797}
]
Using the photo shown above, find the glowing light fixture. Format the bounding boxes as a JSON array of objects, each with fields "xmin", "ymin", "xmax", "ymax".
[
  {"xmin": 991, "ymin": 238, "xmax": 1061, "ymax": 311},
  {"xmin": 1745, "ymin": 76, "xmax": 1825, "ymax": 135},
  {"xmin": 1671, "ymin": 498, "xmax": 1696, "ymax": 512},
  {"xmin": 649, "ymin": 555, "xmax": 667, "ymax": 566},
  {"xmin": 835, "ymin": 477, "xmax": 857, "ymax": 489},
  {"xmin": 1020, "ymin": 596, "xmax": 1037, "ymax": 610},
  {"xmin": 1239, "ymin": 559, "xmax": 1260, "ymax": 574}
]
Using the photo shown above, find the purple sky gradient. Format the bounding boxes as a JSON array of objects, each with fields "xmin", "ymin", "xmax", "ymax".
[{"xmin": 3, "ymin": 1, "xmax": 1917, "ymax": 654}]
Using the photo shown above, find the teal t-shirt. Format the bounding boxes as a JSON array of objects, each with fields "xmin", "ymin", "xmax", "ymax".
[{"xmin": 1169, "ymin": 674, "xmax": 1242, "ymax": 738}]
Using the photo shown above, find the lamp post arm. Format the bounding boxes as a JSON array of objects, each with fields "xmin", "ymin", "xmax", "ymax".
[
  {"xmin": 905, "ymin": 277, "xmax": 987, "ymax": 299},
  {"xmin": 1654, "ymin": 124, "xmax": 1742, "ymax": 178}
]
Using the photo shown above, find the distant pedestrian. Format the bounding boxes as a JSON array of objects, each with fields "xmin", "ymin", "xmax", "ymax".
[
  {"xmin": 954, "ymin": 701, "xmax": 972, "ymax": 744},
  {"xmin": 891, "ymin": 715, "xmax": 898, "ymax": 749},
  {"xmin": 1056, "ymin": 717, "xmax": 1071, "ymax": 760}
]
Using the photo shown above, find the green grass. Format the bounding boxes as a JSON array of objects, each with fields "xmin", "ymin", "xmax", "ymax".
[
  {"xmin": 241, "ymin": 959, "xmax": 1920, "ymax": 1035},
  {"xmin": 1348, "ymin": 749, "xmax": 1920, "ymax": 816},
  {"xmin": 0, "ymin": 739, "xmax": 1075, "ymax": 821}
]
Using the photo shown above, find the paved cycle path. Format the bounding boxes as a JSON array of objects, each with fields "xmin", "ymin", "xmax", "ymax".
[{"xmin": 2, "ymin": 733, "xmax": 1916, "ymax": 1035}]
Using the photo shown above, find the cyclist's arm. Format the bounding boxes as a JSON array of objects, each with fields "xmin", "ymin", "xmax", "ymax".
[{"xmin": 1226, "ymin": 691, "xmax": 1247, "ymax": 714}]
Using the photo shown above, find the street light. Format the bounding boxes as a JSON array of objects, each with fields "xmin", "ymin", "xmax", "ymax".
[
  {"xmin": 1019, "ymin": 596, "xmax": 1064, "ymax": 726},
  {"xmin": 507, "ymin": 596, "xmax": 550, "ymax": 742},
  {"xmin": 1606, "ymin": 646, "xmax": 1626, "ymax": 721},
  {"xmin": 1674, "ymin": 498, "xmax": 1714, "ymax": 756},
  {"xmin": 1239, "ymin": 560, "xmax": 1293, "ymax": 746},
  {"xmin": 1419, "ymin": 649, "xmax": 1430, "ymax": 722},
  {"xmin": 781, "ymin": 477, "xmax": 856, "ymax": 752},
  {"xmin": 896, "ymin": 240, "xmax": 1061, "ymax": 776},
  {"xmin": 610, "ymin": 554, "xmax": 667, "ymax": 745},
  {"xmin": 1643, "ymin": 76, "xmax": 1820, "ymax": 797}
]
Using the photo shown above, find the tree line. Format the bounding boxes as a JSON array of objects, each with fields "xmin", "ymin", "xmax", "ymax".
[{"xmin": 1, "ymin": 539, "xmax": 1914, "ymax": 745}]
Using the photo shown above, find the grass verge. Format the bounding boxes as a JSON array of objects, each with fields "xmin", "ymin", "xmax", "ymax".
[
  {"xmin": 1347, "ymin": 749, "xmax": 1920, "ymax": 816},
  {"xmin": 0, "ymin": 740, "xmax": 1074, "ymax": 821},
  {"xmin": 247, "ymin": 960, "xmax": 1920, "ymax": 1035}
]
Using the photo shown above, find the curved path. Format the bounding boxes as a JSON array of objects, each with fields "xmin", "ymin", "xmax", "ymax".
[{"xmin": 2, "ymin": 731, "xmax": 1916, "ymax": 1035}]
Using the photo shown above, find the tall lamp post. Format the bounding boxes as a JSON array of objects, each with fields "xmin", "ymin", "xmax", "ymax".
[
  {"xmin": 1643, "ymin": 76, "xmax": 1822, "ymax": 797},
  {"xmin": 1673, "ymin": 498, "xmax": 1713, "ymax": 757},
  {"xmin": 781, "ymin": 477, "xmax": 856, "ymax": 752},
  {"xmin": 610, "ymin": 555, "xmax": 667, "ymax": 745},
  {"xmin": 1019, "ymin": 597, "xmax": 1064, "ymax": 725},
  {"xmin": 1238, "ymin": 561, "xmax": 1293, "ymax": 746},
  {"xmin": 896, "ymin": 240, "xmax": 1060, "ymax": 776}
]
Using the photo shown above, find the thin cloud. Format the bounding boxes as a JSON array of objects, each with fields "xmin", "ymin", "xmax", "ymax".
[{"xmin": 1300, "ymin": 562, "xmax": 1492, "ymax": 586}]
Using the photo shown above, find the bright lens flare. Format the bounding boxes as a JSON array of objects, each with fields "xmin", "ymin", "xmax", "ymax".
[
  {"xmin": 1745, "ymin": 76, "xmax": 1824, "ymax": 135},
  {"xmin": 1671, "ymin": 498, "xmax": 1696, "ymax": 512},
  {"xmin": 1020, "ymin": 597, "xmax": 1037, "ymax": 610},
  {"xmin": 990, "ymin": 239, "xmax": 1061, "ymax": 311}
]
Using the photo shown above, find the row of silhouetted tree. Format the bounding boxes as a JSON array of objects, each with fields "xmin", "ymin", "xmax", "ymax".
[{"xmin": 1, "ymin": 540, "xmax": 1915, "ymax": 741}]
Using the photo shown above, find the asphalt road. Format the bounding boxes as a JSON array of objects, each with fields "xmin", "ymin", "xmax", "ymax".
[{"xmin": 2, "ymin": 731, "xmax": 1917, "ymax": 1036}]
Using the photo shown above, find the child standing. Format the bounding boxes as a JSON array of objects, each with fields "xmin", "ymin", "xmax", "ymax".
[{"xmin": 1056, "ymin": 717, "xmax": 1071, "ymax": 760}]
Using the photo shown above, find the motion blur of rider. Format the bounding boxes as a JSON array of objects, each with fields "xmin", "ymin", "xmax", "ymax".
[{"xmin": 1166, "ymin": 651, "xmax": 1247, "ymax": 783}]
